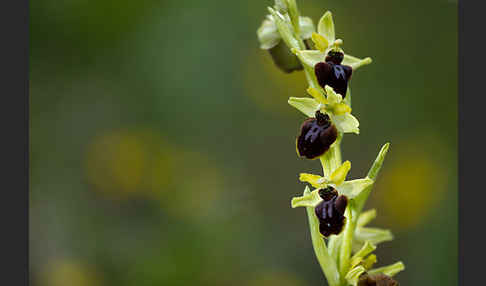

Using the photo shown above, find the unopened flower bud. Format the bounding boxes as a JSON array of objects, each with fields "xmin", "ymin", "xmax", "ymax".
[{"xmin": 257, "ymin": 15, "xmax": 315, "ymax": 73}]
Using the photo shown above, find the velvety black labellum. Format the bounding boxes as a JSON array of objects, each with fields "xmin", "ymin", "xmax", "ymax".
[
  {"xmin": 314, "ymin": 187, "xmax": 347, "ymax": 237},
  {"xmin": 358, "ymin": 273, "xmax": 399, "ymax": 286},
  {"xmin": 296, "ymin": 111, "xmax": 338, "ymax": 160},
  {"xmin": 314, "ymin": 60, "xmax": 352, "ymax": 98}
]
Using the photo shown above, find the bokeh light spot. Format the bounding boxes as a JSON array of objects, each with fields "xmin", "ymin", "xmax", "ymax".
[
  {"xmin": 41, "ymin": 259, "xmax": 102, "ymax": 286},
  {"xmin": 374, "ymin": 141, "xmax": 448, "ymax": 230}
]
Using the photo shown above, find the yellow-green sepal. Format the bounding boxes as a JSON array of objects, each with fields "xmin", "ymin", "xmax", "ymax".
[
  {"xmin": 291, "ymin": 188, "xmax": 322, "ymax": 208},
  {"xmin": 288, "ymin": 97, "xmax": 319, "ymax": 117}
]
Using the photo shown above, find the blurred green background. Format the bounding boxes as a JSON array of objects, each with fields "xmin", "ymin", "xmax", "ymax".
[{"xmin": 29, "ymin": 0, "xmax": 457, "ymax": 285}]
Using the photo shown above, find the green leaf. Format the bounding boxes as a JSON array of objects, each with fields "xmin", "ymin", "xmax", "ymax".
[
  {"xmin": 288, "ymin": 97, "xmax": 319, "ymax": 117},
  {"xmin": 367, "ymin": 143, "xmax": 390, "ymax": 180},
  {"xmin": 291, "ymin": 189, "xmax": 322, "ymax": 208},
  {"xmin": 368, "ymin": 261, "xmax": 405, "ymax": 277},
  {"xmin": 353, "ymin": 143, "xmax": 390, "ymax": 217},
  {"xmin": 330, "ymin": 113, "xmax": 359, "ymax": 134},
  {"xmin": 342, "ymin": 54, "xmax": 372, "ymax": 70},
  {"xmin": 317, "ymin": 11, "xmax": 335, "ymax": 44}
]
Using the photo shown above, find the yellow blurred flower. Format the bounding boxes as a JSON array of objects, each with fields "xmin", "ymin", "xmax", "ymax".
[
  {"xmin": 374, "ymin": 141, "xmax": 448, "ymax": 229},
  {"xmin": 84, "ymin": 129, "xmax": 174, "ymax": 200},
  {"xmin": 41, "ymin": 259, "xmax": 102, "ymax": 286},
  {"xmin": 84, "ymin": 129, "xmax": 225, "ymax": 221}
]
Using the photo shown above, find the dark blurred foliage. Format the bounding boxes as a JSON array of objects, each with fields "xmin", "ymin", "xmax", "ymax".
[{"xmin": 30, "ymin": 0, "xmax": 457, "ymax": 285}]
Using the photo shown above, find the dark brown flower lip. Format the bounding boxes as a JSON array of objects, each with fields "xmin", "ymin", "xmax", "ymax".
[
  {"xmin": 314, "ymin": 187, "xmax": 348, "ymax": 237},
  {"xmin": 315, "ymin": 110, "xmax": 330, "ymax": 126},
  {"xmin": 314, "ymin": 60, "xmax": 352, "ymax": 99},
  {"xmin": 296, "ymin": 112, "xmax": 338, "ymax": 160}
]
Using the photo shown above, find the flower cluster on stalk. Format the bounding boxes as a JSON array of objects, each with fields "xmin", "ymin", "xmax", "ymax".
[{"xmin": 257, "ymin": 1, "xmax": 405, "ymax": 285}]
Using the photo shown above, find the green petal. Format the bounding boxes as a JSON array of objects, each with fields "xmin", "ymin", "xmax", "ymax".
[
  {"xmin": 317, "ymin": 11, "xmax": 335, "ymax": 44},
  {"xmin": 345, "ymin": 265, "xmax": 366, "ymax": 286},
  {"xmin": 288, "ymin": 97, "xmax": 319, "ymax": 117},
  {"xmin": 257, "ymin": 17, "xmax": 281, "ymax": 50},
  {"xmin": 342, "ymin": 54, "xmax": 372, "ymax": 70},
  {"xmin": 337, "ymin": 178, "xmax": 373, "ymax": 199},
  {"xmin": 350, "ymin": 241, "xmax": 376, "ymax": 268},
  {"xmin": 329, "ymin": 160, "xmax": 351, "ymax": 186},
  {"xmin": 330, "ymin": 113, "xmax": 359, "ymax": 134},
  {"xmin": 368, "ymin": 262, "xmax": 405, "ymax": 277},
  {"xmin": 357, "ymin": 209, "xmax": 377, "ymax": 227},
  {"xmin": 355, "ymin": 227, "xmax": 393, "ymax": 246},
  {"xmin": 291, "ymin": 189, "xmax": 322, "ymax": 208},
  {"xmin": 292, "ymin": 49, "xmax": 326, "ymax": 69}
]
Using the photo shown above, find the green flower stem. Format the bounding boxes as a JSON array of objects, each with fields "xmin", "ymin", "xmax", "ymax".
[
  {"xmin": 261, "ymin": 3, "xmax": 401, "ymax": 285},
  {"xmin": 320, "ymin": 135, "xmax": 343, "ymax": 177},
  {"xmin": 338, "ymin": 202, "xmax": 355, "ymax": 281},
  {"xmin": 281, "ymin": 6, "xmax": 357, "ymax": 285},
  {"xmin": 304, "ymin": 188, "xmax": 341, "ymax": 286}
]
